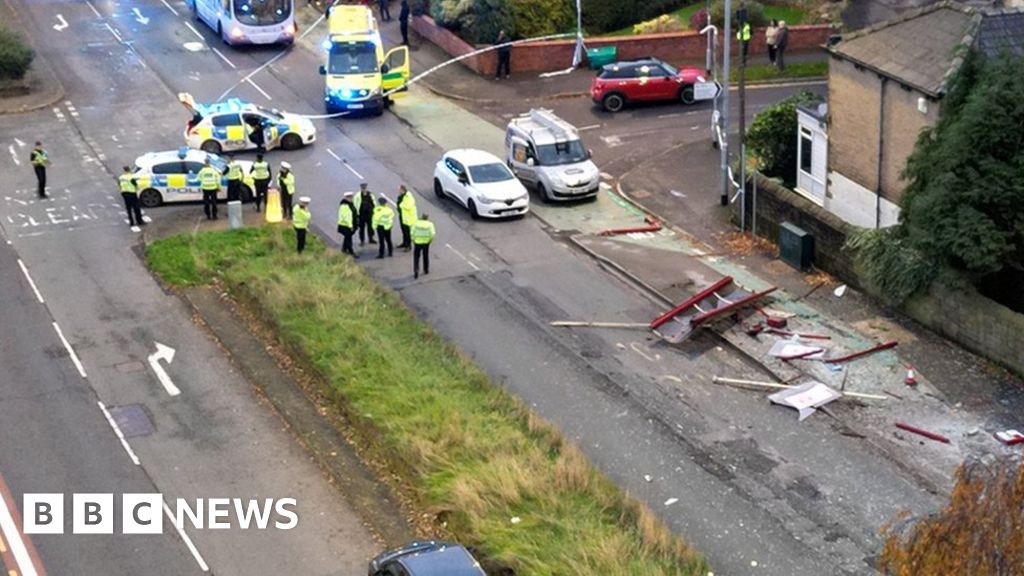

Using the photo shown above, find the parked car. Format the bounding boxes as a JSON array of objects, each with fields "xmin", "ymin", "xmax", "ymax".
[
  {"xmin": 433, "ymin": 148, "xmax": 530, "ymax": 219},
  {"xmin": 368, "ymin": 541, "xmax": 485, "ymax": 576},
  {"xmin": 590, "ymin": 57, "xmax": 721, "ymax": 113},
  {"xmin": 505, "ymin": 108, "xmax": 600, "ymax": 203}
]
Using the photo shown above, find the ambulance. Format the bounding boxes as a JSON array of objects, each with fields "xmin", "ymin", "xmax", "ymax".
[{"xmin": 318, "ymin": 4, "xmax": 410, "ymax": 116}]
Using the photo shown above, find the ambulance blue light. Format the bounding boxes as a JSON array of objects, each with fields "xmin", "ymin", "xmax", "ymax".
[
  {"xmin": 177, "ymin": 146, "xmax": 189, "ymax": 160},
  {"xmin": 321, "ymin": 38, "xmax": 332, "ymax": 51}
]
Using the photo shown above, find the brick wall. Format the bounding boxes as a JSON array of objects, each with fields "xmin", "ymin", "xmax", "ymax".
[
  {"xmin": 738, "ymin": 173, "xmax": 1024, "ymax": 377},
  {"xmin": 413, "ymin": 16, "xmax": 832, "ymax": 75},
  {"xmin": 827, "ymin": 56, "xmax": 939, "ymax": 205}
]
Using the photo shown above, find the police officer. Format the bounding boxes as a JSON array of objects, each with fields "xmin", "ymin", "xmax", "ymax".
[
  {"xmin": 224, "ymin": 154, "xmax": 243, "ymax": 202},
  {"xmin": 411, "ymin": 212, "xmax": 435, "ymax": 279},
  {"xmin": 250, "ymin": 153, "xmax": 271, "ymax": 212},
  {"xmin": 354, "ymin": 182, "xmax": 375, "ymax": 245},
  {"xmin": 118, "ymin": 165, "xmax": 144, "ymax": 228},
  {"xmin": 337, "ymin": 191, "xmax": 357, "ymax": 257},
  {"xmin": 737, "ymin": 20, "xmax": 752, "ymax": 59},
  {"xmin": 293, "ymin": 196, "xmax": 312, "ymax": 253},
  {"xmin": 30, "ymin": 141, "xmax": 49, "ymax": 199},
  {"xmin": 396, "ymin": 184, "xmax": 417, "ymax": 250},
  {"xmin": 371, "ymin": 195, "xmax": 394, "ymax": 259},
  {"xmin": 279, "ymin": 162, "xmax": 296, "ymax": 220},
  {"xmin": 197, "ymin": 159, "xmax": 222, "ymax": 220}
]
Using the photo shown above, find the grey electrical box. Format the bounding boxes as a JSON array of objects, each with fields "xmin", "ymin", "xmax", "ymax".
[{"xmin": 779, "ymin": 221, "xmax": 813, "ymax": 271}]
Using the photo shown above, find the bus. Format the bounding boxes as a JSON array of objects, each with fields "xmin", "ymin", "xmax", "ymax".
[
  {"xmin": 319, "ymin": 4, "xmax": 409, "ymax": 116},
  {"xmin": 190, "ymin": 0, "xmax": 297, "ymax": 46}
]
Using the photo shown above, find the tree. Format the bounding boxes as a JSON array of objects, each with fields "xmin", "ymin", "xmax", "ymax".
[
  {"xmin": 0, "ymin": 27, "xmax": 34, "ymax": 81},
  {"xmin": 880, "ymin": 458, "xmax": 1024, "ymax": 575},
  {"xmin": 899, "ymin": 53, "xmax": 1024, "ymax": 280},
  {"xmin": 746, "ymin": 90, "xmax": 822, "ymax": 187}
]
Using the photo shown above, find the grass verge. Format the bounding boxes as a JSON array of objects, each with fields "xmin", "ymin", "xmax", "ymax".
[
  {"xmin": 606, "ymin": 2, "xmax": 807, "ymax": 36},
  {"xmin": 738, "ymin": 60, "xmax": 828, "ymax": 82},
  {"xmin": 146, "ymin": 226, "xmax": 709, "ymax": 575}
]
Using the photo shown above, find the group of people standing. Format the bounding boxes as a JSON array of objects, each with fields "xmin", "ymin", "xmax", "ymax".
[
  {"xmin": 764, "ymin": 19, "xmax": 789, "ymax": 71},
  {"xmin": 371, "ymin": 0, "xmax": 411, "ymax": 46},
  {"xmin": 333, "ymin": 183, "xmax": 435, "ymax": 278}
]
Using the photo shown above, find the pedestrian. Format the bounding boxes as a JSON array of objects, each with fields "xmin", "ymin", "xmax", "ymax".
[
  {"xmin": 197, "ymin": 159, "xmax": 222, "ymax": 220},
  {"xmin": 372, "ymin": 195, "xmax": 394, "ymax": 258},
  {"xmin": 355, "ymin": 182, "xmax": 376, "ymax": 245},
  {"xmin": 737, "ymin": 20, "xmax": 752, "ymax": 60},
  {"xmin": 775, "ymin": 20, "xmax": 788, "ymax": 71},
  {"xmin": 378, "ymin": 0, "xmax": 390, "ymax": 21},
  {"xmin": 495, "ymin": 30, "xmax": 511, "ymax": 79},
  {"xmin": 117, "ymin": 165, "xmax": 144, "ymax": 228},
  {"xmin": 224, "ymin": 154, "xmax": 243, "ymax": 202},
  {"xmin": 293, "ymin": 196, "xmax": 312, "ymax": 253},
  {"xmin": 337, "ymin": 191, "xmax": 357, "ymax": 257},
  {"xmin": 411, "ymin": 212, "xmax": 435, "ymax": 279},
  {"xmin": 30, "ymin": 141, "xmax": 49, "ymax": 199},
  {"xmin": 399, "ymin": 0, "xmax": 410, "ymax": 45},
  {"xmin": 765, "ymin": 19, "xmax": 779, "ymax": 67},
  {"xmin": 396, "ymin": 184, "xmax": 417, "ymax": 250},
  {"xmin": 250, "ymin": 153, "xmax": 271, "ymax": 212},
  {"xmin": 279, "ymin": 161, "xmax": 295, "ymax": 220}
]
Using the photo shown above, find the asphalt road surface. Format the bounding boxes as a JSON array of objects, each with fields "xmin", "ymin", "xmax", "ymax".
[{"xmin": 0, "ymin": 1, "xmax": 938, "ymax": 575}]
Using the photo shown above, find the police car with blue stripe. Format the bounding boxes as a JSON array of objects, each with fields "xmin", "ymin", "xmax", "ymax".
[
  {"xmin": 180, "ymin": 93, "xmax": 316, "ymax": 154},
  {"xmin": 133, "ymin": 147, "xmax": 255, "ymax": 207}
]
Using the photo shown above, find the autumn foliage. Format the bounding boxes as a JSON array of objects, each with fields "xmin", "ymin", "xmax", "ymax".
[{"xmin": 880, "ymin": 458, "xmax": 1024, "ymax": 575}]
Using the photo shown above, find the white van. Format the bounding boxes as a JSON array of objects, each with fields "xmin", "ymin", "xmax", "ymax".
[{"xmin": 505, "ymin": 109, "xmax": 600, "ymax": 203}]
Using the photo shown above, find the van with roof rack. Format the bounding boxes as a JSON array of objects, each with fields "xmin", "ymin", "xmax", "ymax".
[{"xmin": 504, "ymin": 108, "xmax": 601, "ymax": 203}]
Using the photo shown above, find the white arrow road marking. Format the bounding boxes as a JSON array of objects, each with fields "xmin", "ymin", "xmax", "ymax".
[
  {"xmin": 53, "ymin": 14, "xmax": 68, "ymax": 30},
  {"xmin": 148, "ymin": 342, "xmax": 180, "ymax": 396},
  {"xmin": 132, "ymin": 7, "xmax": 150, "ymax": 24},
  {"xmin": 14, "ymin": 138, "xmax": 25, "ymax": 147},
  {"xmin": 8, "ymin": 145, "xmax": 19, "ymax": 165}
]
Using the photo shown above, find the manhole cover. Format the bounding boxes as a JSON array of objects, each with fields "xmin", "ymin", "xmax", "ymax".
[{"xmin": 108, "ymin": 404, "xmax": 155, "ymax": 438}]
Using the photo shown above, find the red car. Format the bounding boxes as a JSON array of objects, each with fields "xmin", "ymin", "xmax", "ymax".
[{"xmin": 590, "ymin": 57, "xmax": 712, "ymax": 113}]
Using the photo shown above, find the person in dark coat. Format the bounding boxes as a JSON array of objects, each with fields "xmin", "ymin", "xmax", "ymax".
[
  {"xmin": 399, "ymin": 0, "xmax": 410, "ymax": 45},
  {"xmin": 775, "ymin": 21, "xmax": 789, "ymax": 71},
  {"xmin": 355, "ymin": 182, "xmax": 376, "ymax": 245},
  {"xmin": 495, "ymin": 30, "xmax": 511, "ymax": 79},
  {"xmin": 378, "ymin": 0, "xmax": 390, "ymax": 21}
]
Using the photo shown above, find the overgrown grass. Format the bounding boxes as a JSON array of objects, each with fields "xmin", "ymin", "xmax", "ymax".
[
  {"xmin": 147, "ymin": 226, "xmax": 708, "ymax": 575},
  {"xmin": 605, "ymin": 3, "xmax": 807, "ymax": 36},
  {"xmin": 739, "ymin": 60, "xmax": 828, "ymax": 82}
]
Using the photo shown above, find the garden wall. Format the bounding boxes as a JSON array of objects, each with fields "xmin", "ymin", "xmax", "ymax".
[
  {"xmin": 412, "ymin": 15, "xmax": 832, "ymax": 75},
  {"xmin": 736, "ymin": 173, "xmax": 1024, "ymax": 377}
]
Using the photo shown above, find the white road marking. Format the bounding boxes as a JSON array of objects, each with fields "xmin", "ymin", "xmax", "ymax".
[
  {"xmin": 577, "ymin": 123, "xmax": 601, "ymax": 132},
  {"xmin": 183, "ymin": 42, "xmax": 204, "ymax": 52},
  {"xmin": 342, "ymin": 162, "xmax": 363, "ymax": 180},
  {"xmin": 658, "ymin": 112, "xmax": 682, "ymax": 119},
  {"xmin": 97, "ymin": 401, "xmax": 141, "ymax": 466},
  {"xmin": 53, "ymin": 14, "xmax": 68, "ymax": 31},
  {"xmin": 163, "ymin": 500, "xmax": 210, "ymax": 572},
  {"xmin": 132, "ymin": 7, "xmax": 150, "ymax": 25},
  {"xmin": 184, "ymin": 21, "xmax": 204, "ymax": 40},
  {"xmin": 53, "ymin": 322, "xmax": 87, "ymax": 377},
  {"xmin": 104, "ymin": 22, "xmax": 124, "ymax": 43},
  {"xmin": 160, "ymin": 0, "xmax": 180, "ymax": 15},
  {"xmin": 211, "ymin": 47, "xmax": 237, "ymax": 69},
  {"xmin": 599, "ymin": 172, "xmax": 613, "ymax": 180},
  {"xmin": 325, "ymin": 148, "xmax": 342, "ymax": 162},
  {"xmin": 14, "ymin": 138, "xmax": 25, "ymax": 147},
  {"xmin": 630, "ymin": 342, "xmax": 657, "ymax": 362},
  {"xmin": 0, "ymin": 486, "xmax": 39, "ymax": 576},
  {"xmin": 52, "ymin": 107, "xmax": 65, "ymax": 122},
  {"xmin": 445, "ymin": 243, "xmax": 480, "ymax": 271},
  {"xmin": 8, "ymin": 145, "xmax": 19, "ymax": 165},
  {"xmin": 245, "ymin": 78, "xmax": 272, "ymax": 101},
  {"xmin": 84, "ymin": 0, "xmax": 102, "ymax": 17},
  {"xmin": 601, "ymin": 135, "xmax": 622, "ymax": 147},
  {"xmin": 17, "ymin": 259, "xmax": 44, "ymax": 303},
  {"xmin": 147, "ymin": 342, "xmax": 181, "ymax": 396}
]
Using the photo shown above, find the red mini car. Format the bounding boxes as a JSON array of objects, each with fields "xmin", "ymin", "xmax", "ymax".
[{"xmin": 590, "ymin": 57, "xmax": 715, "ymax": 113}]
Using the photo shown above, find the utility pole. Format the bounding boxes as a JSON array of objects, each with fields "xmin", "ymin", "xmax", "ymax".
[
  {"xmin": 737, "ymin": 6, "xmax": 749, "ymax": 231},
  {"xmin": 719, "ymin": 0, "xmax": 732, "ymax": 205}
]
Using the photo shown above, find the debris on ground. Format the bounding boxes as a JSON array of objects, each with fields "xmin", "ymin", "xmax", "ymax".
[
  {"xmin": 550, "ymin": 320, "xmax": 650, "ymax": 329},
  {"xmin": 768, "ymin": 381, "xmax": 843, "ymax": 421},
  {"xmin": 833, "ymin": 284, "xmax": 848, "ymax": 297},
  {"xmin": 995, "ymin": 430, "xmax": 1024, "ymax": 445},
  {"xmin": 895, "ymin": 421, "xmax": 951, "ymax": 444},
  {"xmin": 768, "ymin": 340, "xmax": 825, "ymax": 360},
  {"xmin": 825, "ymin": 340, "xmax": 898, "ymax": 364},
  {"xmin": 711, "ymin": 376, "xmax": 887, "ymax": 401},
  {"xmin": 718, "ymin": 231, "xmax": 778, "ymax": 257}
]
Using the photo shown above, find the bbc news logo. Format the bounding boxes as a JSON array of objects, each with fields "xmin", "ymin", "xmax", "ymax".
[{"xmin": 23, "ymin": 494, "xmax": 298, "ymax": 534}]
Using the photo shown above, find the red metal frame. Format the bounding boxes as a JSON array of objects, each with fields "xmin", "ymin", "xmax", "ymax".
[
  {"xmin": 650, "ymin": 276, "xmax": 733, "ymax": 329},
  {"xmin": 826, "ymin": 340, "xmax": 898, "ymax": 364},
  {"xmin": 598, "ymin": 216, "xmax": 663, "ymax": 237}
]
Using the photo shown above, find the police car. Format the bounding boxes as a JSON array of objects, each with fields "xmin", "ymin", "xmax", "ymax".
[
  {"xmin": 133, "ymin": 148, "xmax": 255, "ymax": 208},
  {"xmin": 180, "ymin": 93, "xmax": 316, "ymax": 154}
]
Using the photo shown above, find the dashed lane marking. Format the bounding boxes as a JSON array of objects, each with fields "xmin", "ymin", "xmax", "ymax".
[
  {"xmin": 97, "ymin": 401, "xmax": 140, "ymax": 466},
  {"xmin": 245, "ymin": 78, "xmax": 272, "ymax": 101},
  {"xmin": 52, "ymin": 322, "xmax": 87, "ymax": 378},
  {"xmin": 16, "ymin": 259, "xmax": 44, "ymax": 304},
  {"xmin": 184, "ymin": 21, "xmax": 204, "ymax": 40},
  {"xmin": 211, "ymin": 47, "xmax": 236, "ymax": 69},
  {"xmin": 159, "ymin": 0, "xmax": 180, "ymax": 15},
  {"xmin": 84, "ymin": 0, "xmax": 102, "ymax": 17},
  {"xmin": 445, "ymin": 243, "xmax": 480, "ymax": 271}
]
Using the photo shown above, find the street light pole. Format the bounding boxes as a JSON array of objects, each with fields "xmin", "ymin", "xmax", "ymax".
[
  {"xmin": 720, "ymin": 0, "xmax": 732, "ymax": 206},
  {"xmin": 737, "ymin": 7, "xmax": 748, "ymax": 232}
]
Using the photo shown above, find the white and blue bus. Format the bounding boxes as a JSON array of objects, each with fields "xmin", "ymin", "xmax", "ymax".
[{"xmin": 190, "ymin": 0, "xmax": 296, "ymax": 46}]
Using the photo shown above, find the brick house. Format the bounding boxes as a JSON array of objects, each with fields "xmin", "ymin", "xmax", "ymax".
[{"xmin": 807, "ymin": 2, "xmax": 1024, "ymax": 228}]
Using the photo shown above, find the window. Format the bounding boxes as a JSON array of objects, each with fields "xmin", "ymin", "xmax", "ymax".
[
  {"xmin": 183, "ymin": 162, "xmax": 205, "ymax": 174},
  {"xmin": 329, "ymin": 41, "xmax": 379, "ymax": 75},
  {"xmin": 232, "ymin": 0, "xmax": 291, "ymax": 25},
  {"xmin": 152, "ymin": 162, "xmax": 184, "ymax": 174},
  {"xmin": 799, "ymin": 127, "xmax": 813, "ymax": 174},
  {"xmin": 212, "ymin": 114, "xmax": 241, "ymax": 127},
  {"xmin": 512, "ymin": 143, "xmax": 529, "ymax": 163},
  {"xmin": 445, "ymin": 158, "xmax": 464, "ymax": 176},
  {"xmin": 535, "ymin": 140, "xmax": 588, "ymax": 166},
  {"xmin": 468, "ymin": 163, "xmax": 515, "ymax": 183},
  {"xmin": 647, "ymin": 66, "xmax": 669, "ymax": 78},
  {"xmin": 599, "ymin": 65, "xmax": 634, "ymax": 80}
]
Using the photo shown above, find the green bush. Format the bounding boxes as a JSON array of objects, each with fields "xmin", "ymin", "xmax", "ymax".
[
  {"xmin": 0, "ymin": 27, "xmax": 34, "ymax": 81},
  {"xmin": 583, "ymin": 0, "xmax": 686, "ymax": 34},
  {"xmin": 431, "ymin": 0, "xmax": 572, "ymax": 44},
  {"xmin": 746, "ymin": 90, "xmax": 821, "ymax": 186},
  {"xmin": 709, "ymin": 0, "xmax": 767, "ymax": 28},
  {"xmin": 845, "ymin": 228, "xmax": 936, "ymax": 304}
]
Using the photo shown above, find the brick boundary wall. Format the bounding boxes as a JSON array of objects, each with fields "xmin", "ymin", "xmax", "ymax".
[
  {"xmin": 412, "ymin": 15, "xmax": 833, "ymax": 75},
  {"xmin": 736, "ymin": 174, "xmax": 1024, "ymax": 377}
]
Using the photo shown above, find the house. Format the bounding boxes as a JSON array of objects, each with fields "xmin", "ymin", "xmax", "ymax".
[{"xmin": 797, "ymin": 2, "xmax": 1024, "ymax": 229}]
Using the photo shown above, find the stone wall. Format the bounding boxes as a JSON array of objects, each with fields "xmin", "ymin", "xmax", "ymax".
[
  {"xmin": 738, "ymin": 173, "xmax": 1024, "ymax": 376},
  {"xmin": 413, "ymin": 15, "xmax": 833, "ymax": 75}
]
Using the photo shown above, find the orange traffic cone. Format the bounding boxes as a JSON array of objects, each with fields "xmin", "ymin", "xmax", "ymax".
[{"xmin": 905, "ymin": 365, "xmax": 918, "ymax": 386}]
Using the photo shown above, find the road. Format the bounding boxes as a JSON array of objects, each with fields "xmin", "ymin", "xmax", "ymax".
[{"xmin": 0, "ymin": 1, "xmax": 938, "ymax": 575}]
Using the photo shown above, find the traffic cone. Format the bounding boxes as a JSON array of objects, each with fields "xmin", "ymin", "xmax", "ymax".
[{"xmin": 904, "ymin": 365, "xmax": 918, "ymax": 387}]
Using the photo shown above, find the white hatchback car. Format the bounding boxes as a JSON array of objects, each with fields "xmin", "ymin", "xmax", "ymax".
[{"xmin": 433, "ymin": 149, "xmax": 530, "ymax": 219}]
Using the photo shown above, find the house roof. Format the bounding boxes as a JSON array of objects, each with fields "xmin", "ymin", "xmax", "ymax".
[{"xmin": 827, "ymin": 1, "xmax": 1024, "ymax": 98}]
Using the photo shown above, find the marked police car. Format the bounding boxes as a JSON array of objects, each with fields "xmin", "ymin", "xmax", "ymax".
[
  {"xmin": 133, "ymin": 148, "xmax": 255, "ymax": 208},
  {"xmin": 180, "ymin": 93, "xmax": 316, "ymax": 154}
]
